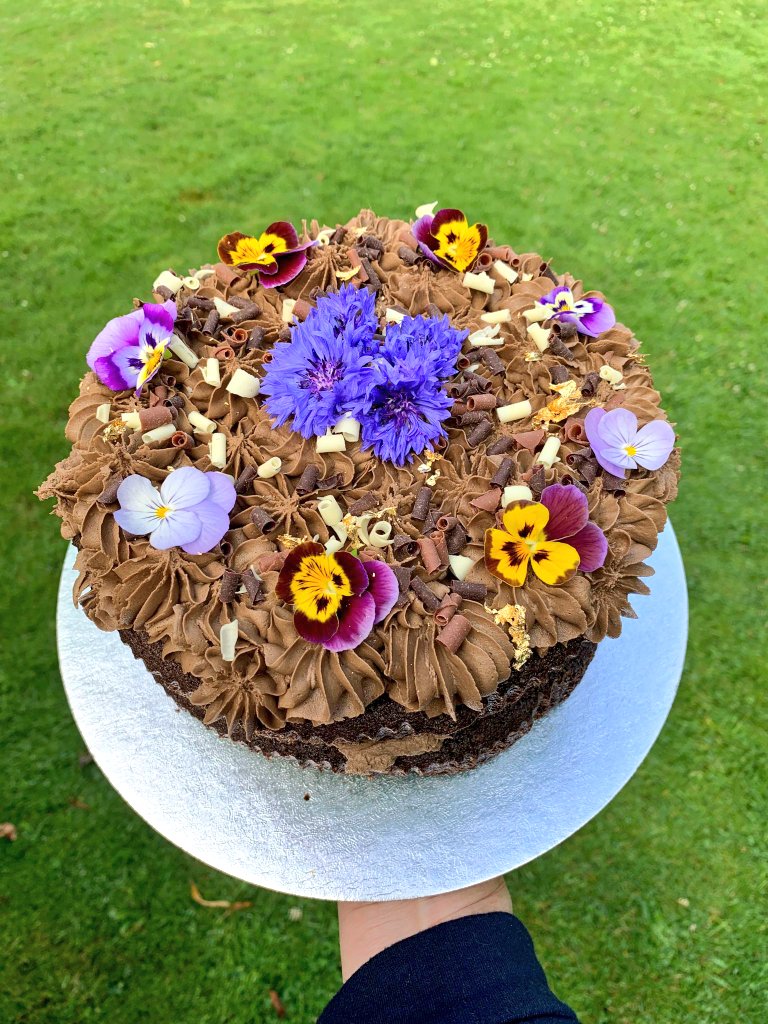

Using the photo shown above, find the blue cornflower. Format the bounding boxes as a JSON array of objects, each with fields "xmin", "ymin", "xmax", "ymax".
[
  {"xmin": 308, "ymin": 283, "xmax": 379, "ymax": 354},
  {"xmin": 261, "ymin": 314, "xmax": 372, "ymax": 438},
  {"xmin": 381, "ymin": 314, "xmax": 467, "ymax": 378}
]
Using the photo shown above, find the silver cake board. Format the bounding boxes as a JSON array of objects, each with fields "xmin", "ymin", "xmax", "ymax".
[{"xmin": 56, "ymin": 523, "xmax": 687, "ymax": 901}]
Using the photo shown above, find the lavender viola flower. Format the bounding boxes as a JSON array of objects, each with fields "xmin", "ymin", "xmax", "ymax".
[
  {"xmin": 534, "ymin": 285, "xmax": 615, "ymax": 338},
  {"xmin": 86, "ymin": 300, "xmax": 177, "ymax": 394},
  {"xmin": 260, "ymin": 311, "xmax": 373, "ymax": 438},
  {"xmin": 584, "ymin": 407, "xmax": 675, "ymax": 478},
  {"xmin": 114, "ymin": 466, "xmax": 236, "ymax": 554}
]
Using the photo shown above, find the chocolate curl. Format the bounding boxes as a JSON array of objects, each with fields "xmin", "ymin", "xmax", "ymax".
[
  {"xmin": 463, "ymin": 370, "xmax": 492, "ymax": 393},
  {"xmin": 552, "ymin": 320, "xmax": 578, "ymax": 342},
  {"xmin": 467, "ymin": 420, "xmax": 493, "ymax": 447},
  {"xmin": 601, "ymin": 472, "xmax": 627, "ymax": 495},
  {"xmin": 563, "ymin": 417, "xmax": 588, "ymax": 444},
  {"xmin": 480, "ymin": 348, "xmax": 504, "ymax": 375},
  {"xmin": 361, "ymin": 234, "xmax": 384, "ymax": 254},
  {"xmin": 570, "ymin": 456, "xmax": 598, "ymax": 486},
  {"xmin": 241, "ymin": 569, "xmax": 264, "ymax": 604},
  {"xmin": 460, "ymin": 411, "xmax": 486, "ymax": 427},
  {"xmin": 451, "ymin": 401, "xmax": 469, "ymax": 417},
  {"xmin": 490, "ymin": 457, "xmax": 514, "ymax": 489},
  {"xmin": 247, "ymin": 326, "xmax": 265, "ymax": 350},
  {"xmin": 450, "ymin": 580, "xmax": 488, "ymax": 602},
  {"xmin": 234, "ymin": 466, "xmax": 258, "ymax": 493},
  {"xmin": 219, "ymin": 540, "xmax": 233, "ymax": 557},
  {"xmin": 529, "ymin": 463, "xmax": 546, "ymax": 497},
  {"xmin": 473, "ymin": 251, "xmax": 493, "ymax": 272},
  {"xmin": 152, "ymin": 384, "xmax": 168, "ymax": 401},
  {"xmin": 431, "ymin": 530, "xmax": 450, "ymax": 567},
  {"xmin": 411, "ymin": 487, "xmax": 432, "ymax": 522},
  {"xmin": 213, "ymin": 344, "xmax": 235, "ymax": 360},
  {"xmin": 456, "ymin": 353, "xmax": 472, "ymax": 371},
  {"xmin": 581, "ymin": 372, "xmax": 601, "ymax": 397},
  {"xmin": 153, "ymin": 285, "xmax": 173, "ymax": 301},
  {"xmin": 126, "ymin": 432, "xmax": 143, "ymax": 453},
  {"xmin": 222, "ymin": 325, "xmax": 250, "ymax": 346},
  {"xmin": 186, "ymin": 296, "xmax": 214, "ymax": 310},
  {"xmin": 436, "ymin": 613, "xmax": 472, "ymax": 654},
  {"xmin": 466, "ymin": 393, "xmax": 497, "ymax": 413},
  {"xmin": 138, "ymin": 406, "xmax": 173, "ymax": 431},
  {"xmin": 168, "ymin": 393, "xmax": 186, "ymax": 410},
  {"xmin": 540, "ymin": 262, "xmax": 559, "ymax": 284},
  {"xmin": 434, "ymin": 434, "xmax": 449, "ymax": 451},
  {"xmin": 346, "ymin": 247, "xmax": 365, "ymax": 280},
  {"xmin": 158, "ymin": 373, "xmax": 176, "ymax": 388},
  {"xmin": 426, "ymin": 302, "xmax": 442, "ymax": 319},
  {"xmin": 316, "ymin": 473, "xmax": 341, "ymax": 490},
  {"xmin": 398, "ymin": 246, "xmax": 419, "ymax": 266},
  {"xmin": 410, "ymin": 576, "xmax": 441, "ymax": 611},
  {"xmin": 278, "ymin": 325, "xmax": 292, "ymax": 342},
  {"xmin": 435, "ymin": 592, "xmax": 463, "ymax": 626},
  {"xmin": 393, "ymin": 534, "xmax": 419, "ymax": 559},
  {"xmin": 417, "ymin": 536, "xmax": 442, "ymax": 574},
  {"xmin": 446, "ymin": 523, "xmax": 469, "ymax": 555},
  {"xmin": 470, "ymin": 488, "xmax": 501, "ymax": 513},
  {"xmin": 229, "ymin": 294, "xmax": 261, "ymax": 311},
  {"xmin": 487, "ymin": 245, "xmax": 518, "ymax": 263},
  {"xmin": 219, "ymin": 570, "xmax": 241, "ymax": 603},
  {"xmin": 296, "ymin": 464, "xmax": 320, "ymax": 495},
  {"xmin": 435, "ymin": 514, "xmax": 458, "ymax": 532},
  {"xmin": 231, "ymin": 305, "xmax": 261, "ymax": 326},
  {"xmin": 202, "ymin": 309, "xmax": 220, "ymax": 335},
  {"xmin": 258, "ymin": 551, "xmax": 287, "ymax": 574},
  {"xmin": 487, "ymin": 436, "xmax": 515, "ymax": 456},
  {"xmin": 512, "ymin": 429, "xmax": 546, "ymax": 452},
  {"xmin": 348, "ymin": 493, "xmax": 378, "ymax": 515},
  {"xmin": 97, "ymin": 474, "xmax": 124, "ymax": 505},
  {"xmin": 548, "ymin": 335, "xmax": 576, "ymax": 361},
  {"xmin": 251, "ymin": 507, "xmax": 276, "ymax": 534},
  {"xmin": 358, "ymin": 255, "xmax": 381, "ymax": 290},
  {"xmin": 293, "ymin": 298, "xmax": 313, "ymax": 320},
  {"xmin": 422, "ymin": 509, "xmax": 440, "ymax": 535},
  {"xmin": 331, "ymin": 225, "xmax": 347, "ymax": 245},
  {"xmin": 448, "ymin": 381, "xmax": 471, "ymax": 400},
  {"xmin": 391, "ymin": 565, "xmax": 412, "ymax": 607},
  {"xmin": 170, "ymin": 430, "xmax": 193, "ymax": 449},
  {"xmin": 549, "ymin": 364, "xmax": 570, "ymax": 385}
]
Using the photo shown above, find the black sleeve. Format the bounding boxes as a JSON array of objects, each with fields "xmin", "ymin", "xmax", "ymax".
[{"xmin": 318, "ymin": 911, "xmax": 579, "ymax": 1024}]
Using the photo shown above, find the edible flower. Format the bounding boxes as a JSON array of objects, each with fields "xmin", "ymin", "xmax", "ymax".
[
  {"xmin": 584, "ymin": 407, "xmax": 675, "ymax": 478},
  {"xmin": 87, "ymin": 300, "xmax": 176, "ymax": 395},
  {"xmin": 534, "ymin": 285, "xmax": 615, "ymax": 338},
  {"xmin": 217, "ymin": 222, "xmax": 314, "ymax": 288},
  {"xmin": 114, "ymin": 466, "xmax": 236, "ymax": 554},
  {"xmin": 412, "ymin": 207, "xmax": 488, "ymax": 273},
  {"xmin": 485, "ymin": 483, "xmax": 608, "ymax": 587},
  {"xmin": 276, "ymin": 542, "xmax": 399, "ymax": 652}
]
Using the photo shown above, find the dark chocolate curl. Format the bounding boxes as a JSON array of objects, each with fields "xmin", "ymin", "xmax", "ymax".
[
  {"xmin": 549, "ymin": 364, "xmax": 570, "ymax": 384},
  {"xmin": 241, "ymin": 569, "xmax": 264, "ymax": 604},
  {"xmin": 247, "ymin": 326, "xmax": 265, "ymax": 350},
  {"xmin": 393, "ymin": 534, "xmax": 419, "ymax": 558},
  {"xmin": 202, "ymin": 309, "xmax": 220, "ymax": 335},
  {"xmin": 250, "ymin": 507, "xmax": 276, "ymax": 534},
  {"xmin": 349, "ymin": 494, "xmax": 378, "ymax": 516},
  {"xmin": 317, "ymin": 473, "xmax": 341, "ymax": 490},
  {"xmin": 153, "ymin": 285, "xmax": 173, "ymax": 301},
  {"xmin": 170, "ymin": 430, "xmax": 193, "ymax": 449},
  {"xmin": 529, "ymin": 463, "xmax": 546, "ymax": 497},
  {"xmin": 391, "ymin": 565, "xmax": 412, "ymax": 607},
  {"xmin": 186, "ymin": 296, "xmax": 214, "ymax": 310},
  {"xmin": 552, "ymin": 320, "xmax": 578, "ymax": 341},
  {"xmin": 466, "ymin": 393, "xmax": 497, "ymax": 412},
  {"xmin": 431, "ymin": 530, "xmax": 450, "ymax": 567},
  {"xmin": 435, "ymin": 514, "xmax": 458, "ymax": 532},
  {"xmin": 97, "ymin": 474, "xmax": 124, "ymax": 505},
  {"xmin": 490, "ymin": 457, "xmax": 514, "ymax": 489},
  {"xmin": 487, "ymin": 436, "xmax": 516, "ymax": 456},
  {"xmin": 450, "ymin": 580, "xmax": 488, "ymax": 602},
  {"xmin": 398, "ymin": 246, "xmax": 419, "ymax": 266},
  {"xmin": 219, "ymin": 570, "xmax": 241, "ymax": 603},
  {"xmin": 411, "ymin": 487, "xmax": 432, "ymax": 522},
  {"xmin": 548, "ymin": 335, "xmax": 576, "ymax": 361},
  {"xmin": 296, "ymin": 464, "xmax": 320, "ymax": 495},
  {"xmin": 467, "ymin": 420, "xmax": 493, "ymax": 447},
  {"xmin": 231, "ymin": 303, "xmax": 261, "ymax": 324},
  {"xmin": 361, "ymin": 235, "xmax": 384, "ymax": 253},
  {"xmin": 601, "ymin": 472, "xmax": 627, "ymax": 495},
  {"xmin": 410, "ymin": 576, "xmax": 441, "ymax": 611},
  {"xmin": 445, "ymin": 523, "xmax": 469, "ymax": 555},
  {"xmin": 481, "ymin": 348, "xmax": 505, "ymax": 375},
  {"xmin": 234, "ymin": 466, "xmax": 257, "ymax": 493},
  {"xmin": 358, "ymin": 255, "xmax": 381, "ymax": 291},
  {"xmin": 581, "ymin": 372, "xmax": 601, "ymax": 397},
  {"xmin": 460, "ymin": 411, "xmax": 486, "ymax": 427},
  {"xmin": 436, "ymin": 613, "xmax": 472, "ymax": 653}
]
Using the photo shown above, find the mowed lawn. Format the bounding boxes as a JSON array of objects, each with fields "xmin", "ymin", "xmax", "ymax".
[{"xmin": 1, "ymin": 1, "xmax": 765, "ymax": 1021}]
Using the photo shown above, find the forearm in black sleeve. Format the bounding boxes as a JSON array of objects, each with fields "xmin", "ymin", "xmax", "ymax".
[{"xmin": 319, "ymin": 911, "xmax": 579, "ymax": 1024}]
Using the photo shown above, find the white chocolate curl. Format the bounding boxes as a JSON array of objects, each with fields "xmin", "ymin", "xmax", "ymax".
[
  {"xmin": 599, "ymin": 364, "xmax": 624, "ymax": 386},
  {"xmin": 257, "ymin": 457, "xmax": 282, "ymax": 479},
  {"xmin": 152, "ymin": 270, "xmax": 183, "ymax": 295},
  {"xmin": 121, "ymin": 412, "xmax": 141, "ymax": 430},
  {"xmin": 226, "ymin": 368, "xmax": 260, "ymax": 398},
  {"xmin": 142, "ymin": 423, "xmax": 176, "ymax": 445},
  {"xmin": 523, "ymin": 304, "xmax": 549, "ymax": 324},
  {"xmin": 209, "ymin": 432, "xmax": 227, "ymax": 469},
  {"xmin": 318, "ymin": 496, "xmax": 344, "ymax": 528},
  {"xmin": 201, "ymin": 358, "xmax": 221, "ymax": 387},
  {"xmin": 316, "ymin": 431, "xmax": 346, "ymax": 453},
  {"xmin": 95, "ymin": 403, "xmax": 111, "ymax": 424},
  {"xmin": 527, "ymin": 323, "xmax": 551, "ymax": 352},
  {"xmin": 448, "ymin": 554, "xmax": 475, "ymax": 581},
  {"xmin": 182, "ymin": 276, "xmax": 200, "ymax": 291},
  {"xmin": 468, "ymin": 324, "xmax": 503, "ymax": 347},
  {"xmin": 188, "ymin": 410, "xmax": 216, "ymax": 435},
  {"xmin": 315, "ymin": 228, "xmax": 333, "ymax": 247},
  {"xmin": 385, "ymin": 308, "xmax": 406, "ymax": 324},
  {"xmin": 537, "ymin": 435, "xmax": 561, "ymax": 469},
  {"xmin": 281, "ymin": 299, "xmax": 297, "ymax": 323},
  {"xmin": 367, "ymin": 522, "xmax": 393, "ymax": 548},
  {"xmin": 480, "ymin": 308, "xmax": 512, "ymax": 324},
  {"xmin": 219, "ymin": 620, "xmax": 239, "ymax": 662},
  {"xmin": 333, "ymin": 415, "xmax": 361, "ymax": 443},
  {"xmin": 496, "ymin": 400, "xmax": 532, "ymax": 424},
  {"xmin": 168, "ymin": 336, "xmax": 199, "ymax": 369},
  {"xmin": 213, "ymin": 297, "xmax": 240, "ymax": 318},
  {"xmin": 492, "ymin": 260, "xmax": 518, "ymax": 285},
  {"xmin": 194, "ymin": 267, "xmax": 215, "ymax": 281},
  {"xmin": 462, "ymin": 271, "xmax": 496, "ymax": 295},
  {"xmin": 415, "ymin": 201, "xmax": 438, "ymax": 218},
  {"xmin": 324, "ymin": 535, "xmax": 345, "ymax": 554},
  {"xmin": 502, "ymin": 484, "xmax": 534, "ymax": 506}
]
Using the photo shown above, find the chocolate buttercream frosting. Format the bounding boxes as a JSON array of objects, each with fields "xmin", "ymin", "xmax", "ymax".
[{"xmin": 38, "ymin": 209, "xmax": 679, "ymax": 766}]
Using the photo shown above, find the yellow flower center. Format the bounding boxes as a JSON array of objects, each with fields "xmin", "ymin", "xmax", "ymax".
[
  {"xmin": 154, "ymin": 505, "xmax": 171, "ymax": 519},
  {"xmin": 290, "ymin": 552, "xmax": 353, "ymax": 623},
  {"xmin": 229, "ymin": 231, "xmax": 288, "ymax": 268},
  {"xmin": 624, "ymin": 444, "xmax": 637, "ymax": 457},
  {"xmin": 433, "ymin": 219, "xmax": 483, "ymax": 272}
]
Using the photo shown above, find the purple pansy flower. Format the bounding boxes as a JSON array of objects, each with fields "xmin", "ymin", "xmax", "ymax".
[
  {"xmin": 584, "ymin": 408, "xmax": 675, "ymax": 478},
  {"xmin": 113, "ymin": 466, "xmax": 236, "ymax": 554},
  {"xmin": 539, "ymin": 483, "xmax": 608, "ymax": 572},
  {"xmin": 86, "ymin": 300, "xmax": 177, "ymax": 394},
  {"xmin": 535, "ymin": 285, "xmax": 615, "ymax": 338}
]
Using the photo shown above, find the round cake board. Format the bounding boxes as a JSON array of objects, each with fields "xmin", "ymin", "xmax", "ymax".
[{"xmin": 57, "ymin": 523, "xmax": 687, "ymax": 902}]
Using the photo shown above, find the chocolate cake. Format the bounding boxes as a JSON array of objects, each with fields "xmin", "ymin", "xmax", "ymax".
[{"xmin": 38, "ymin": 207, "xmax": 680, "ymax": 775}]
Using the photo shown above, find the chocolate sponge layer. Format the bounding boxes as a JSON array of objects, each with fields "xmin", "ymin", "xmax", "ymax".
[{"xmin": 118, "ymin": 629, "xmax": 596, "ymax": 776}]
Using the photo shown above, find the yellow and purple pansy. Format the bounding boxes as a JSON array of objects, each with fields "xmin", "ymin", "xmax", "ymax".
[
  {"xmin": 86, "ymin": 299, "xmax": 177, "ymax": 396},
  {"xmin": 485, "ymin": 483, "xmax": 608, "ymax": 588},
  {"xmin": 276, "ymin": 542, "xmax": 399, "ymax": 652},
  {"xmin": 412, "ymin": 207, "xmax": 488, "ymax": 273},
  {"xmin": 534, "ymin": 285, "xmax": 615, "ymax": 338},
  {"xmin": 217, "ymin": 222, "xmax": 315, "ymax": 288}
]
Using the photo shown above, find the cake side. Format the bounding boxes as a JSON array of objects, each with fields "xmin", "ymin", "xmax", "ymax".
[{"xmin": 38, "ymin": 207, "xmax": 680, "ymax": 773}]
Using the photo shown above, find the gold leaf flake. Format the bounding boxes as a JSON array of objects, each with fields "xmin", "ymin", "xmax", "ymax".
[
  {"xmin": 102, "ymin": 419, "xmax": 126, "ymax": 443},
  {"xmin": 532, "ymin": 379, "xmax": 584, "ymax": 427},
  {"xmin": 486, "ymin": 603, "xmax": 532, "ymax": 669},
  {"xmin": 335, "ymin": 267, "xmax": 360, "ymax": 281}
]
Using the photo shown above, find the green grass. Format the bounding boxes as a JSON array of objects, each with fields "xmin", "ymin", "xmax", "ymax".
[{"xmin": 1, "ymin": 0, "xmax": 766, "ymax": 1020}]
